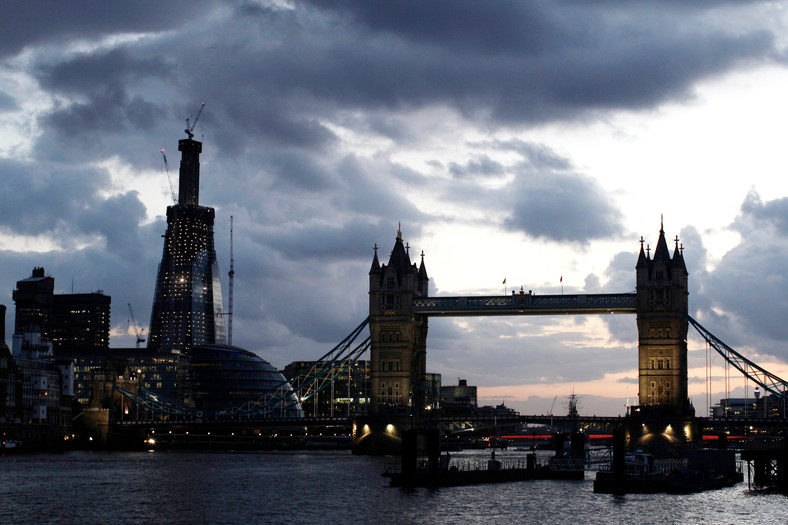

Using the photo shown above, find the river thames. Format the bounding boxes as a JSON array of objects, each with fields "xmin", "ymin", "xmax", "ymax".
[{"xmin": 1, "ymin": 448, "xmax": 786, "ymax": 524}]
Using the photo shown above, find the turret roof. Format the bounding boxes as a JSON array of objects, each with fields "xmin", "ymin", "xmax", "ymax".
[
  {"xmin": 387, "ymin": 226, "xmax": 412, "ymax": 274},
  {"xmin": 369, "ymin": 243, "xmax": 381, "ymax": 274}
]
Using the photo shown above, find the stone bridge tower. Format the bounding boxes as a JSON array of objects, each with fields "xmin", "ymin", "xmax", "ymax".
[
  {"xmin": 368, "ymin": 227, "xmax": 429, "ymax": 415},
  {"xmin": 635, "ymin": 222, "xmax": 692, "ymax": 418}
]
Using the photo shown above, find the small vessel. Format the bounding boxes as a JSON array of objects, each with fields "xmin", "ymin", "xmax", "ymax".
[
  {"xmin": 1, "ymin": 438, "xmax": 20, "ymax": 452},
  {"xmin": 594, "ymin": 448, "xmax": 742, "ymax": 494},
  {"xmin": 593, "ymin": 449, "xmax": 670, "ymax": 493}
]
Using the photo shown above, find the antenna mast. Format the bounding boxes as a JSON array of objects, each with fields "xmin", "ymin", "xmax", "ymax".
[{"xmin": 227, "ymin": 215, "xmax": 235, "ymax": 346}]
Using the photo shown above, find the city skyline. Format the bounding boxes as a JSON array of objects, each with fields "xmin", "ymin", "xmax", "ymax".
[{"xmin": 2, "ymin": 2, "xmax": 788, "ymax": 416}]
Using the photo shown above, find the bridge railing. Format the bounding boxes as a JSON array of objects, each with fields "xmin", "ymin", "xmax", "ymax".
[{"xmin": 411, "ymin": 293, "xmax": 637, "ymax": 315}]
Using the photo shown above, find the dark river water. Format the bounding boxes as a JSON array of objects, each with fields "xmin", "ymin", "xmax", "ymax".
[{"xmin": 1, "ymin": 448, "xmax": 786, "ymax": 524}]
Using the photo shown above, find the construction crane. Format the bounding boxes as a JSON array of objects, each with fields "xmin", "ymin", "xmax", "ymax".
[
  {"xmin": 184, "ymin": 102, "xmax": 206, "ymax": 139},
  {"xmin": 548, "ymin": 395, "xmax": 557, "ymax": 429},
  {"xmin": 128, "ymin": 303, "xmax": 146, "ymax": 348},
  {"xmin": 160, "ymin": 148, "xmax": 176, "ymax": 204},
  {"xmin": 227, "ymin": 215, "xmax": 235, "ymax": 346}
]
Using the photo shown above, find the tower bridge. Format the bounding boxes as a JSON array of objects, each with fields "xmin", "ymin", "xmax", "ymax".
[
  {"xmin": 367, "ymin": 222, "xmax": 691, "ymax": 421},
  {"xmin": 355, "ymin": 221, "xmax": 788, "ymax": 454}
]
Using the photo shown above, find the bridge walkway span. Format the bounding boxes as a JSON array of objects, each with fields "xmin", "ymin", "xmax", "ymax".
[{"xmin": 412, "ymin": 293, "xmax": 637, "ymax": 316}]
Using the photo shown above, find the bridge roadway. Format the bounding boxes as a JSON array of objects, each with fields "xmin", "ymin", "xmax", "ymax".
[
  {"xmin": 114, "ymin": 415, "xmax": 354, "ymax": 429},
  {"xmin": 411, "ymin": 292, "xmax": 637, "ymax": 316},
  {"xmin": 114, "ymin": 413, "xmax": 787, "ymax": 432},
  {"xmin": 519, "ymin": 414, "xmax": 788, "ymax": 433}
]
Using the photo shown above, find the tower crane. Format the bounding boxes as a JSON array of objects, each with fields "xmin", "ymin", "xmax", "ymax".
[
  {"xmin": 160, "ymin": 148, "xmax": 176, "ymax": 204},
  {"xmin": 548, "ymin": 395, "xmax": 557, "ymax": 429},
  {"xmin": 184, "ymin": 102, "xmax": 206, "ymax": 139},
  {"xmin": 128, "ymin": 303, "xmax": 146, "ymax": 348}
]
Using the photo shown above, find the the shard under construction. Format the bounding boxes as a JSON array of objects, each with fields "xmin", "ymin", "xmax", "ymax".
[{"xmin": 147, "ymin": 135, "xmax": 226, "ymax": 354}]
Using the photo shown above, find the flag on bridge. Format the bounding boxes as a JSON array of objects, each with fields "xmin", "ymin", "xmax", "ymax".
[{"xmin": 502, "ymin": 277, "xmax": 506, "ymax": 284}]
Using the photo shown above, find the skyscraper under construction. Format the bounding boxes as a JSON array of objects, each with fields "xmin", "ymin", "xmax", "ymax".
[{"xmin": 147, "ymin": 133, "xmax": 226, "ymax": 354}]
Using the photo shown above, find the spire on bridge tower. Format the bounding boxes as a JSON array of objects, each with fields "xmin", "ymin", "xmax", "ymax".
[
  {"xmin": 672, "ymin": 235, "xmax": 686, "ymax": 270},
  {"xmin": 370, "ymin": 243, "xmax": 381, "ymax": 274},
  {"xmin": 418, "ymin": 250, "xmax": 429, "ymax": 290}
]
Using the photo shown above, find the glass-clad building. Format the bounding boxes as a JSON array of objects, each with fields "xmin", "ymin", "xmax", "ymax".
[
  {"xmin": 147, "ymin": 137, "xmax": 226, "ymax": 354},
  {"xmin": 189, "ymin": 344, "xmax": 302, "ymax": 417}
]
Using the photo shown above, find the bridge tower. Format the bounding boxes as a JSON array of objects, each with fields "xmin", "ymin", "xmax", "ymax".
[
  {"xmin": 635, "ymin": 221, "xmax": 693, "ymax": 421},
  {"xmin": 368, "ymin": 226, "xmax": 429, "ymax": 415}
]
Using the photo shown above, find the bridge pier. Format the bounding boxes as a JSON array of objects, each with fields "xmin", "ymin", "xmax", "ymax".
[
  {"xmin": 624, "ymin": 408, "xmax": 700, "ymax": 448},
  {"xmin": 741, "ymin": 436, "xmax": 788, "ymax": 492},
  {"xmin": 352, "ymin": 414, "xmax": 413, "ymax": 455}
]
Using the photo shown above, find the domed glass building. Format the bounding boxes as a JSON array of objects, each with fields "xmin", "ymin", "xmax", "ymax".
[{"xmin": 189, "ymin": 344, "xmax": 303, "ymax": 418}]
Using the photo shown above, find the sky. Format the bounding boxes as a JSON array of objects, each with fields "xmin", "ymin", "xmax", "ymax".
[{"xmin": 2, "ymin": 0, "xmax": 788, "ymax": 417}]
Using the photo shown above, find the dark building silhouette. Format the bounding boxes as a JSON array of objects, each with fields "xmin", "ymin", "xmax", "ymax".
[
  {"xmin": 441, "ymin": 378, "xmax": 477, "ymax": 414},
  {"xmin": 147, "ymin": 136, "xmax": 226, "ymax": 354},
  {"xmin": 12, "ymin": 267, "xmax": 54, "ymax": 342},
  {"xmin": 0, "ymin": 305, "xmax": 23, "ymax": 434},
  {"xmin": 11, "ymin": 268, "xmax": 111, "ymax": 355},
  {"xmin": 7, "ymin": 272, "xmax": 74, "ymax": 448},
  {"xmin": 52, "ymin": 292, "xmax": 111, "ymax": 353}
]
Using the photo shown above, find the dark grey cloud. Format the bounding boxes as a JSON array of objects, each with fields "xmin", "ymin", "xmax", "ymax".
[
  {"xmin": 449, "ymin": 155, "xmax": 506, "ymax": 180},
  {"xmin": 298, "ymin": 0, "xmax": 778, "ymax": 124},
  {"xmin": 256, "ymin": 221, "xmax": 385, "ymax": 263},
  {"xmin": 0, "ymin": 91, "xmax": 17, "ymax": 111},
  {"xmin": 697, "ymin": 191, "xmax": 788, "ymax": 359},
  {"xmin": 436, "ymin": 140, "xmax": 625, "ymax": 243},
  {"xmin": 0, "ymin": 158, "xmax": 105, "ymax": 235},
  {"xmin": 74, "ymin": 192, "xmax": 149, "ymax": 259},
  {"xmin": 266, "ymin": 151, "xmax": 338, "ymax": 192},
  {"xmin": 21, "ymin": 0, "xmax": 781, "ymax": 174},
  {"xmin": 489, "ymin": 139, "xmax": 573, "ymax": 172},
  {"xmin": 0, "ymin": 1, "xmax": 219, "ymax": 58},
  {"xmin": 33, "ymin": 46, "xmax": 172, "ymax": 165},
  {"xmin": 503, "ymin": 169, "xmax": 623, "ymax": 243},
  {"xmin": 737, "ymin": 189, "xmax": 788, "ymax": 233}
]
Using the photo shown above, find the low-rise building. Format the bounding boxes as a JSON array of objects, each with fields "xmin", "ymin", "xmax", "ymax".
[{"xmin": 441, "ymin": 378, "xmax": 478, "ymax": 414}]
